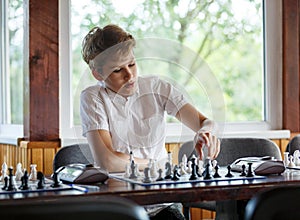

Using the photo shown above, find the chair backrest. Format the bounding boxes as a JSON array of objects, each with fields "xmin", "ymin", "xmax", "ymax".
[
  {"xmin": 244, "ymin": 186, "xmax": 300, "ymax": 220},
  {"xmin": 178, "ymin": 137, "xmax": 282, "ymax": 166},
  {"xmin": 286, "ymin": 135, "xmax": 300, "ymax": 155},
  {"xmin": 1, "ymin": 196, "xmax": 150, "ymax": 220},
  {"xmin": 53, "ymin": 143, "xmax": 94, "ymax": 172}
]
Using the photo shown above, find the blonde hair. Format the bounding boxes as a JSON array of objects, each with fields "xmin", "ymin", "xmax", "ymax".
[{"xmin": 81, "ymin": 24, "xmax": 135, "ymax": 70}]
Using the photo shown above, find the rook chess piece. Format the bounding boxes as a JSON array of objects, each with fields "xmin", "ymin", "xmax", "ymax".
[{"xmin": 246, "ymin": 163, "xmax": 255, "ymax": 177}]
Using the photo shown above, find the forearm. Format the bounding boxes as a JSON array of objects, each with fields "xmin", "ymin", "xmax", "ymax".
[{"xmin": 86, "ymin": 130, "xmax": 148, "ymax": 172}]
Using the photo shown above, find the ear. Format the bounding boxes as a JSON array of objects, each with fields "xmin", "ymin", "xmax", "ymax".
[{"xmin": 92, "ymin": 69, "xmax": 104, "ymax": 81}]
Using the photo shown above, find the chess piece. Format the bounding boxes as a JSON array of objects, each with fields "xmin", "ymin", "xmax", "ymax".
[
  {"xmin": 124, "ymin": 163, "xmax": 131, "ymax": 178},
  {"xmin": 129, "ymin": 161, "xmax": 138, "ymax": 179},
  {"xmin": 186, "ymin": 161, "xmax": 193, "ymax": 174},
  {"xmin": 51, "ymin": 170, "xmax": 61, "ymax": 188},
  {"xmin": 164, "ymin": 162, "xmax": 172, "ymax": 179},
  {"xmin": 29, "ymin": 164, "xmax": 37, "ymax": 181},
  {"xmin": 189, "ymin": 157, "xmax": 199, "ymax": 180},
  {"xmin": 7, "ymin": 167, "xmax": 16, "ymax": 191},
  {"xmin": 213, "ymin": 165, "xmax": 221, "ymax": 178},
  {"xmin": 181, "ymin": 154, "xmax": 187, "ymax": 168},
  {"xmin": 240, "ymin": 164, "xmax": 247, "ymax": 176},
  {"xmin": 225, "ymin": 165, "xmax": 234, "ymax": 178},
  {"xmin": 37, "ymin": 171, "xmax": 45, "ymax": 189},
  {"xmin": 0, "ymin": 162, "xmax": 8, "ymax": 182},
  {"xmin": 179, "ymin": 162, "xmax": 187, "ymax": 176},
  {"xmin": 2, "ymin": 176, "xmax": 8, "ymax": 190},
  {"xmin": 283, "ymin": 152, "xmax": 290, "ymax": 167},
  {"xmin": 19, "ymin": 170, "xmax": 29, "ymax": 190},
  {"xmin": 156, "ymin": 168, "xmax": 164, "ymax": 181},
  {"xmin": 149, "ymin": 159, "xmax": 158, "ymax": 179},
  {"xmin": 203, "ymin": 163, "xmax": 213, "ymax": 180},
  {"xmin": 15, "ymin": 162, "xmax": 24, "ymax": 181},
  {"xmin": 288, "ymin": 155, "xmax": 296, "ymax": 168},
  {"xmin": 246, "ymin": 163, "xmax": 255, "ymax": 177},
  {"xmin": 143, "ymin": 168, "xmax": 151, "ymax": 183},
  {"xmin": 171, "ymin": 165, "xmax": 180, "ymax": 181},
  {"xmin": 294, "ymin": 150, "xmax": 300, "ymax": 166}
]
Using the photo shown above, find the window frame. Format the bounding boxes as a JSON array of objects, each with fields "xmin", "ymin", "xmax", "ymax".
[{"xmin": 0, "ymin": 0, "xmax": 288, "ymax": 143}]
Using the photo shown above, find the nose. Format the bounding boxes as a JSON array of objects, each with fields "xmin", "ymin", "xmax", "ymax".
[{"xmin": 124, "ymin": 66, "xmax": 134, "ymax": 80}]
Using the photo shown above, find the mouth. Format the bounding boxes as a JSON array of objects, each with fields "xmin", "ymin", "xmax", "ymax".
[{"xmin": 124, "ymin": 81, "xmax": 135, "ymax": 88}]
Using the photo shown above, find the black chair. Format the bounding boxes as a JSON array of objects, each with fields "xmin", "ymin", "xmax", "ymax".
[
  {"xmin": 53, "ymin": 143, "xmax": 94, "ymax": 172},
  {"xmin": 178, "ymin": 137, "xmax": 282, "ymax": 220},
  {"xmin": 0, "ymin": 196, "xmax": 150, "ymax": 220},
  {"xmin": 285, "ymin": 134, "xmax": 300, "ymax": 155},
  {"xmin": 244, "ymin": 186, "xmax": 300, "ymax": 220}
]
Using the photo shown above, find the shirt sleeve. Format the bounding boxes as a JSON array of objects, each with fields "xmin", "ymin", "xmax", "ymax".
[
  {"xmin": 80, "ymin": 86, "xmax": 109, "ymax": 137},
  {"xmin": 155, "ymin": 78, "xmax": 189, "ymax": 116}
]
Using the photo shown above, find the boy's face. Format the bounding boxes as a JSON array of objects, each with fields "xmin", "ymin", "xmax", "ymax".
[{"xmin": 101, "ymin": 51, "xmax": 138, "ymax": 97}]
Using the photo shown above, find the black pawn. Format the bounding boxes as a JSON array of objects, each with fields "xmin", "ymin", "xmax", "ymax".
[
  {"xmin": 213, "ymin": 165, "xmax": 221, "ymax": 178},
  {"xmin": 246, "ymin": 163, "xmax": 255, "ymax": 177},
  {"xmin": 37, "ymin": 171, "xmax": 45, "ymax": 189},
  {"xmin": 240, "ymin": 164, "xmax": 247, "ymax": 176},
  {"xmin": 156, "ymin": 169, "xmax": 164, "ymax": 181},
  {"xmin": 2, "ymin": 176, "xmax": 8, "ymax": 190},
  {"xmin": 203, "ymin": 163, "xmax": 213, "ymax": 180},
  {"xmin": 225, "ymin": 165, "xmax": 234, "ymax": 178}
]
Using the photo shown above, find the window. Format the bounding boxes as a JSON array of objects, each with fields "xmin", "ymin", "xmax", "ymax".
[
  {"xmin": 0, "ymin": 0, "xmax": 283, "ymax": 141},
  {"xmin": 0, "ymin": 0, "xmax": 23, "ymax": 138},
  {"xmin": 60, "ymin": 0, "xmax": 282, "ymax": 140}
]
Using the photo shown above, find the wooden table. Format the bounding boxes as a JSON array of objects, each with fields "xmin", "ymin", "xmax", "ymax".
[{"xmin": 1, "ymin": 169, "xmax": 300, "ymax": 219}]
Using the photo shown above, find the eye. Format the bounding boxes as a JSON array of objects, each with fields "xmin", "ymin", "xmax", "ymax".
[
  {"xmin": 129, "ymin": 62, "xmax": 135, "ymax": 67},
  {"xmin": 113, "ymin": 68, "xmax": 121, "ymax": 73}
]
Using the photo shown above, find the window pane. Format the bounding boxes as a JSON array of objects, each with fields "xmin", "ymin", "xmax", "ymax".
[
  {"xmin": 8, "ymin": 0, "xmax": 23, "ymax": 124},
  {"xmin": 71, "ymin": 0, "xmax": 263, "ymax": 125}
]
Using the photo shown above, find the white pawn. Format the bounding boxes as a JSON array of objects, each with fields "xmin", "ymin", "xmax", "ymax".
[
  {"xmin": 179, "ymin": 162, "xmax": 187, "ymax": 176},
  {"xmin": 124, "ymin": 163, "xmax": 131, "ymax": 178},
  {"xmin": 29, "ymin": 164, "xmax": 37, "ymax": 181},
  {"xmin": 0, "ymin": 162, "xmax": 8, "ymax": 182},
  {"xmin": 15, "ymin": 163, "xmax": 24, "ymax": 181},
  {"xmin": 149, "ymin": 160, "xmax": 158, "ymax": 179},
  {"xmin": 283, "ymin": 152, "xmax": 290, "ymax": 167},
  {"xmin": 288, "ymin": 155, "xmax": 296, "ymax": 168}
]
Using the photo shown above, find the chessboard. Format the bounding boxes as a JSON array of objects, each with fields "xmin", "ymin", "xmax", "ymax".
[
  {"xmin": 0, "ymin": 163, "xmax": 85, "ymax": 196},
  {"xmin": 109, "ymin": 154, "xmax": 266, "ymax": 187}
]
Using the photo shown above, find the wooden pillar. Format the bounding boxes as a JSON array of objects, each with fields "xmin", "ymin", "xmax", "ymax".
[
  {"xmin": 21, "ymin": 0, "xmax": 60, "ymax": 175},
  {"xmin": 282, "ymin": 0, "xmax": 300, "ymax": 132}
]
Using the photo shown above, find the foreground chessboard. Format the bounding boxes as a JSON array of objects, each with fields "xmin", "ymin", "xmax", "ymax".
[
  {"xmin": 109, "ymin": 168, "xmax": 266, "ymax": 187},
  {"xmin": 0, "ymin": 178, "xmax": 73, "ymax": 195}
]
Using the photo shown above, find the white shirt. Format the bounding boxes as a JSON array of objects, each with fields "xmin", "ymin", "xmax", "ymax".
[{"xmin": 80, "ymin": 75, "xmax": 188, "ymax": 163}]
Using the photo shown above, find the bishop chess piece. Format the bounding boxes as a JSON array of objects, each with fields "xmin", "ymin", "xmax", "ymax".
[
  {"xmin": 51, "ymin": 170, "xmax": 61, "ymax": 188},
  {"xmin": 0, "ymin": 162, "xmax": 8, "ymax": 182},
  {"xmin": 15, "ymin": 163, "xmax": 24, "ymax": 181}
]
